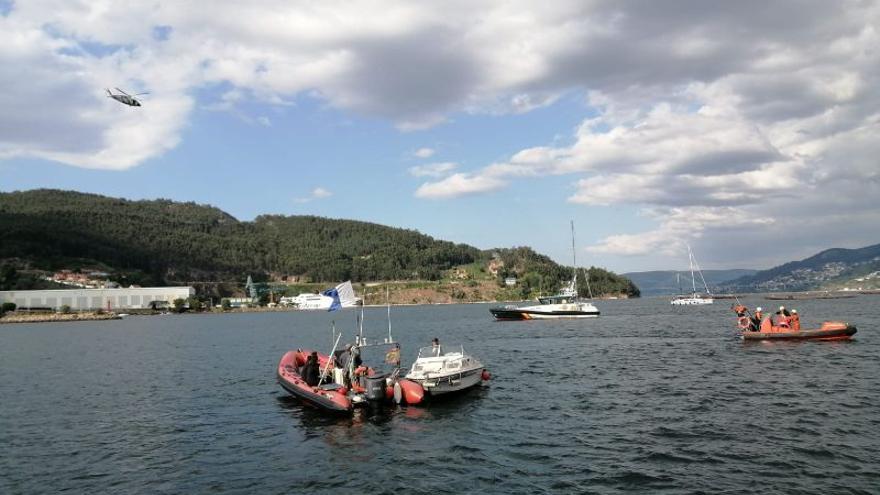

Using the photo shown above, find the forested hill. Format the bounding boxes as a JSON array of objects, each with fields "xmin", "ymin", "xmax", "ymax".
[
  {"xmin": 492, "ymin": 247, "xmax": 640, "ymax": 298},
  {"xmin": 0, "ymin": 189, "xmax": 479, "ymax": 284},
  {"xmin": 0, "ymin": 189, "xmax": 639, "ymax": 297}
]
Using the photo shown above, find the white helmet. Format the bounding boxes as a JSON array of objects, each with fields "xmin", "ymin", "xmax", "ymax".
[
  {"xmin": 779, "ymin": 306, "xmax": 785, "ymax": 311},
  {"xmin": 792, "ymin": 309, "xmax": 798, "ymax": 314},
  {"xmin": 756, "ymin": 307, "xmax": 762, "ymax": 312}
]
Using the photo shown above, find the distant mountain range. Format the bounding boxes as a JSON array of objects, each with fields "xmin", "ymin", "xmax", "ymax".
[
  {"xmin": 626, "ymin": 243, "xmax": 880, "ymax": 295},
  {"xmin": 720, "ymin": 243, "xmax": 880, "ymax": 292},
  {"xmin": 623, "ymin": 269, "xmax": 757, "ymax": 296}
]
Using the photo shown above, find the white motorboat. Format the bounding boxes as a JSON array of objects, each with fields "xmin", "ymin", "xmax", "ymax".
[
  {"xmin": 671, "ymin": 245, "xmax": 714, "ymax": 305},
  {"xmin": 490, "ymin": 221, "xmax": 600, "ymax": 320},
  {"xmin": 405, "ymin": 345, "xmax": 486, "ymax": 396},
  {"xmin": 489, "ymin": 279, "xmax": 600, "ymax": 319}
]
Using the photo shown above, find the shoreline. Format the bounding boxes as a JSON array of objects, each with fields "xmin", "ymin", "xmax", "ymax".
[{"xmin": 0, "ymin": 312, "xmax": 122, "ymax": 324}]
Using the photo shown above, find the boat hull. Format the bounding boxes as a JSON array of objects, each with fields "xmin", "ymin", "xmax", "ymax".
[
  {"xmin": 490, "ymin": 306, "xmax": 599, "ymax": 320},
  {"xmin": 408, "ymin": 367, "xmax": 485, "ymax": 396},
  {"xmin": 741, "ymin": 323, "xmax": 857, "ymax": 341},
  {"xmin": 671, "ymin": 296, "xmax": 713, "ymax": 305},
  {"xmin": 277, "ymin": 350, "xmax": 352, "ymax": 413}
]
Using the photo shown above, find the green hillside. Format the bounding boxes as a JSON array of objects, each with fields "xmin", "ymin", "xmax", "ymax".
[{"xmin": 0, "ymin": 189, "xmax": 639, "ymax": 298}]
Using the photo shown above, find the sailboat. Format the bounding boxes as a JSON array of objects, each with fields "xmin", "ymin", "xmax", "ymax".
[
  {"xmin": 671, "ymin": 244, "xmax": 714, "ymax": 305},
  {"xmin": 489, "ymin": 221, "xmax": 600, "ymax": 320}
]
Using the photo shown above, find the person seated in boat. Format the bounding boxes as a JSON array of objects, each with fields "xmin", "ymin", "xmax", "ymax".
[
  {"xmin": 302, "ymin": 351, "xmax": 320, "ymax": 387},
  {"xmin": 790, "ymin": 309, "xmax": 801, "ymax": 331},
  {"xmin": 431, "ymin": 337, "xmax": 441, "ymax": 356}
]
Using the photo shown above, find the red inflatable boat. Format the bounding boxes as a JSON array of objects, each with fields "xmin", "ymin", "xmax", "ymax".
[
  {"xmin": 732, "ymin": 305, "xmax": 857, "ymax": 341},
  {"xmin": 277, "ymin": 348, "xmax": 426, "ymax": 414},
  {"xmin": 277, "ymin": 349, "xmax": 353, "ymax": 413},
  {"xmin": 741, "ymin": 321, "xmax": 857, "ymax": 341}
]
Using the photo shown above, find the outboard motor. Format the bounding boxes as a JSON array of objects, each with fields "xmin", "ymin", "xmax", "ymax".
[{"xmin": 364, "ymin": 374, "xmax": 387, "ymax": 401}]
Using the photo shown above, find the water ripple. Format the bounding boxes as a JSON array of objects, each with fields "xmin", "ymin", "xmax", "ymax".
[{"xmin": 1, "ymin": 296, "xmax": 878, "ymax": 493}]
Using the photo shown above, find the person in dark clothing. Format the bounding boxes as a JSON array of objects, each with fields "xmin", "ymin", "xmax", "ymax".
[
  {"xmin": 335, "ymin": 345, "xmax": 352, "ymax": 370},
  {"xmin": 750, "ymin": 307, "xmax": 764, "ymax": 332},
  {"xmin": 302, "ymin": 351, "xmax": 320, "ymax": 387},
  {"xmin": 351, "ymin": 346, "xmax": 362, "ymax": 368}
]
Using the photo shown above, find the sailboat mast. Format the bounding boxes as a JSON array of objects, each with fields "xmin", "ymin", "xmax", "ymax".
[
  {"xmin": 688, "ymin": 244, "xmax": 697, "ymax": 295},
  {"xmin": 386, "ymin": 285, "xmax": 392, "ymax": 343},
  {"xmin": 571, "ymin": 220, "xmax": 576, "ymax": 268},
  {"xmin": 691, "ymin": 248, "xmax": 713, "ymax": 296}
]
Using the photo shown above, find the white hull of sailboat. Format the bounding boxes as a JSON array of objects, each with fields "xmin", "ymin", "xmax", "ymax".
[{"xmin": 671, "ymin": 297, "xmax": 714, "ymax": 305}]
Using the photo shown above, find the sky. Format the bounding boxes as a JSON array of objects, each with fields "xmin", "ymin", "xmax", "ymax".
[{"xmin": 1, "ymin": 1, "xmax": 879, "ymax": 273}]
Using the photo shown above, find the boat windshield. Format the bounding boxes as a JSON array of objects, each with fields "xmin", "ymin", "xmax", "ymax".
[
  {"xmin": 416, "ymin": 344, "xmax": 464, "ymax": 359},
  {"xmin": 538, "ymin": 295, "xmax": 574, "ymax": 304}
]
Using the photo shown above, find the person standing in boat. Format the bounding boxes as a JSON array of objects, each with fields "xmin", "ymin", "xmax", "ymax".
[
  {"xmin": 790, "ymin": 309, "xmax": 801, "ymax": 331},
  {"xmin": 431, "ymin": 337, "xmax": 441, "ymax": 356},
  {"xmin": 775, "ymin": 306, "xmax": 792, "ymax": 328},
  {"xmin": 750, "ymin": 307, "xmax": 764, "ymax": 332},
  {"xmin": 335, "ymin": 344, "xmax": 362, "ymax": 387}
]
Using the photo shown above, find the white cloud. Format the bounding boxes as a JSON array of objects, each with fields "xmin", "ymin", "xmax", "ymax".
[
  {"xmin": 414, "ymin": 173, "xmax": 505, "ymax": 199},
  {"xmin": 413, "ymin": 147, "xmax": 435, "ymax": 158},
  {"xmin": 294, "ymin": 187, "xmax": 333, "ymax": 203},
  {"xmin": 408, "ymin": 161, "xmax": 457, "ymax": 178},
  {"xmin": 3, "ymin": 1, "xmax": 878, "ymax": 173}
]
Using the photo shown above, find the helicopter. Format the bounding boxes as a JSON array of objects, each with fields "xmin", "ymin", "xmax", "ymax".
[{"xmin": 106, "ymin": 87, "xmax": 148, "ymax": 107}]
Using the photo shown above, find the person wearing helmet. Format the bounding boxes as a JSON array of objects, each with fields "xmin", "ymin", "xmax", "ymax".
[
  {"xmin": 790, "ymin": 309, "xmax": 801, "ymax": 331},
  {"xmin": 775, "ymin": 305, "xmax": 792, "ymax": 328},
  {"xmin": 750, "ymin": 307, "xmax": 764, "ymax": 332}
]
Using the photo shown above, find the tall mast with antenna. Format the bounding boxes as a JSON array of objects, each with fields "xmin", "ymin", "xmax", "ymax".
[
  {"xmin": 687, "ymin": 244, "xmax": 697, "ymax": 296},
  {"xmin": 386, "ymin": 285, "xmax": 392, "ymax": 343},
  {"xmin": 570, "ymin": 220, "xmax": 578, "ymax": 298}
]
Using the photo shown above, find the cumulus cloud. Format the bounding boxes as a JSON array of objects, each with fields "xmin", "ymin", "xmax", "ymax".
[
  {"xmin": 294, "ymin": 187, "xmax": 332, "ymax": 203},
  {"xmin": 2, "ymin": 0, "xmax": 879, "ymax": 268},
  {"xmin": 403, "ymin": 0, "xmax": 880, "ymax": 266},
  {"xmin": 408, "ymin": 161, "xmax": 457, "ymax": 178},
  {"xmin": 414, "ymin": 173, "xmax": 505, "ymax": 199}
]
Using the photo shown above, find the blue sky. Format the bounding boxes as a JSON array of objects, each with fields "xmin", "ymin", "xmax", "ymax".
[{"xmin": 2, "ymin": 1, "xmax": 879, "ymax": 272}]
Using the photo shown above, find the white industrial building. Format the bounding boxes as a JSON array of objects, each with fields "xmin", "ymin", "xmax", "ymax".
[{"xmin": 0, "ymin": 287, "xmax": 195, "ymax": 311}]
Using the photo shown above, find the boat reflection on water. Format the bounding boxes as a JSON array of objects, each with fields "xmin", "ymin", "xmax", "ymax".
[{"xmin": 276, "ymin": 380, "xmax": 489, "ymax": 441}]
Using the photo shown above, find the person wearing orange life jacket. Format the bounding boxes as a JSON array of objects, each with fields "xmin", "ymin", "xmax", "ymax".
[
  {"xmin": 790, "ymin": 309, "xmax": 801, "ymax": 331},
  {"xmin": 775, "ymin": 305, "xmax": 792, "ymax": 328}
]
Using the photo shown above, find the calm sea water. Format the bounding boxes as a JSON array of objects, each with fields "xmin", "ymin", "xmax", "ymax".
[{"xmin": 2, "ymin": 295, "xmax": 879, "ymax": 494}]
